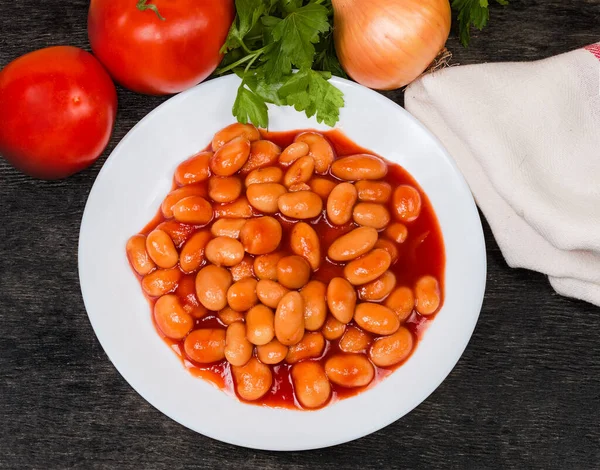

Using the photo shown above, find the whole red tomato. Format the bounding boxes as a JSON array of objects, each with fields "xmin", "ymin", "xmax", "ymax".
[
  {"xmin": 88, "ymin": 0, "xmax": 235, "ymax": 95},
  {"xmin": 0, "ymin": 46, "xmax": 117, "ymax": 179}
]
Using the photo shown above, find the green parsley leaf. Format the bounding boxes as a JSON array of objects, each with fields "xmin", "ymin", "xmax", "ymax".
[
  {"xmin": 278, "ymin": 68, "xmax": 344, "ymax": 127},
  {"xmin": 233, "ymin": 83, "xmax": 269, "ymax": 128},
  {"xmin": 452, "ymin": 0, "xmax": 509, "ymax": 47},
  {"xmin": 221, "ymin": 0, "xmax": 267, "ymax": 53}
]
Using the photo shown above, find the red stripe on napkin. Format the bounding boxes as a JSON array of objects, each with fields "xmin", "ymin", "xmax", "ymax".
[{"xmin": 584, "ymin": 43, "xmax": 600, "ymax": 60}]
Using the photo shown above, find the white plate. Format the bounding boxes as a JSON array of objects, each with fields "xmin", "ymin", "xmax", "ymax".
[{"xmin": 79, "ymin": 74, "xmax": 486, "ymax": 451}]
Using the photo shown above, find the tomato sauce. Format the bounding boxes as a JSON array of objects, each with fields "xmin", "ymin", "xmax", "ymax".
[{"xmin": 133, "ymin": 129, "xmax": 445, "ymax": 409}]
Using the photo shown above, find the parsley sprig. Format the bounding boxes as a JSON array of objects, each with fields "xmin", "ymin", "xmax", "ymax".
[
  {"xmin": 452, "ymin": 0, "xmax": 509, "ymax": 47},
  {"xmin": 217, "ymin": 0, "xmax": 345, "ymax": 128}
]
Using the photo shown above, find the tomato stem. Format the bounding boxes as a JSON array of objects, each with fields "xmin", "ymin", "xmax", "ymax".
[{"xmin": 136, "ymin": 0, "xmax": 165, "ymax": 21}]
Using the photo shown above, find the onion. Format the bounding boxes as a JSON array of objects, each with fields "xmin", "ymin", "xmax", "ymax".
[{"xmin": 332, "ymin": 0, "xmax": 451, "ymax": 90}]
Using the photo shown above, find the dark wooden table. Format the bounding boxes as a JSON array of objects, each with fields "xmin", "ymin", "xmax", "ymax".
[{"xmin": 1, "ymin": 1, "xmax": 599, "ymax": 468}]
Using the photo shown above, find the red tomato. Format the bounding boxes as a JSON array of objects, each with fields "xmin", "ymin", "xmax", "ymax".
[
  {"xmin": 87, "ymin": 0, "xmax": 235, "ymax": 95},
  {"xmin": 0, "ymin": 46, "xmax": 117, "ymax": 179}
]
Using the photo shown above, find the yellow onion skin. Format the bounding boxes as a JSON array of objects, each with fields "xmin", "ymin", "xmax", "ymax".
[{"xmin": 333, "ymin": 0, "xmax": 451, "ymax": 90}]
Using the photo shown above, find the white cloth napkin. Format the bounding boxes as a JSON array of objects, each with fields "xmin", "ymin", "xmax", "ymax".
[{"xmin": 405, "ymin": 43, "xmax": 600, "ymax": 306}]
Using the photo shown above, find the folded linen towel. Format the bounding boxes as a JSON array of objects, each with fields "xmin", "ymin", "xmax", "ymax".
[{"xmin": 405, "ymin": 43, "xmax": 600, "ymax": 306}]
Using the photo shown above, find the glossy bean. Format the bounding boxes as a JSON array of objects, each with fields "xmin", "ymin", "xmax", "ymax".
[
  {"xmin": 344, "ymin": 249, "xmax": 392, "ymax": 285},
  {"xmin": 156, "ymin": 220, "xmax": 196, "ymax": 247},
  {"xmin": 414, "ymin": 275, "xmax": 441, "ymax": 315},
  {"xmin": 279, "ymin": 141, "xmax": 309, "ymax": 165},
  {"xmin": 283, "ymin": 156, "xmax": 314, "ymax": 188},
  {"xmin": 277, "ymin": 191, "xmax": 323, "ymax": 219},
  {"xmin": 153, "ymin": 294, "xmax": 193, "ymax": 340},
  {"xmin": 286, "ymin": 332, "xmax": 325, "ymax": 364},
  {"xmin": 308, "ymin": 177, "xmax": 337, "ymax": 199},
  {"xmin": 211, "ymin": 218, "xmax": 246, "ymax": 239},
  {"xmin": 331, "ymin": 154, "xmax": 388, "ymax": 181},
  {"xmin": 246, "ymin": 183, "xmax": 287, "ymax": 213},
  {"xmin": 294, "ymin": 132, "xmax": 335, "ymax": 174},
  {"xmin": 240, "ymin": 216, "xmax": 282, "ymax": 255},
  {"xmin": 256, "ymin": 280, "xmax": 289, "ymax": 309},
  {"xmin": 161, "ymin": 183, "xmax": 207, "ymax": 218},
  {"xmin": 352, "ymin": 203, "xmax": 390, "ymax": 229},
  {"xmin": 385, "ymin": 223, "xmax": 408, "ymax": 244},
  {"xmin": 369, "ymin": 327, "xmax": 414, "ymax": 367},
  {"xmin": 327, "ymin": 227, "xmax": 378, "ymax": 262},
  {"xmin": 176, "ymin": 276, "xmax": 208, "ymax": 318},
  {"xmin": 230, "ymin": 255, "xmax": 255, "ymax": 282},
  {"xmin": 354, "ymin": 303, "xmax": 400, "ymax": 335},
  {"xmin": 256, "ymin": 339, "xmax": 288, "ymax": 365},
  {"xmin": 327, "ymin": 182, "xmax": 358, "ymax": 225},
  {"xmin": 326, "ymin": 277, "xmax": 356, "ymax": 324},
  {"xmin": 232, "ymin": 357, "xmax": 273, "ymax": 401},
  {"xmin": 212, "ymin": 123, "xmax": 260, "ymax": 151},
  {"xmin": 245, "ymin": 304, "xmax": 275, "ymax": 346},
  {"xmin": 142, "ymin": 267, "xmax": 181, "ymax": 297},
  {"xmin": 145, "ymin": 229, "xmax": 178, "ymax": 269},
  {"xmin": 291, "ymin": 361, "xmax": 331, "ymax": 409},
  {"xmin": 209, "ymin": 136, "xmax": 250, "ymax": 176},
  {"xmin": 374, "ymin": 238, "xmax": 399, "ymax": 265},
  {"xmin": 325, "ymin": 354, "xmax": 375, "ymax": 388},
  {"xmin": 245, "ymin": 166, "xmax": 283, "ymax": 186},
  {"xmin": 300, "ymin": 280, "xmax": 327, "ymax": 331},
  {"xmin": 290, "ymin": 222, "xmax": 320, "ymax": 270},
  {"xmin": 225, "ymin": 322, "xmax": 253, "ymax": 367},
  {"xmin": 355, "ymin": 180, "xmax": 392, "ymax": 203},
  {"xmin": 358, "ymin": 271, "xmax": 397, "ymax": 301},
  {"xmin": 253, "ymin": 252, "xmax": 285, "ymax": 281},
  {"xmin": 322, "ymin": 315, "xmax": 346, "ymax": 340},
  {"xmin": 126, "ymin": 234, "xmax": 156, "ymax": 276},
  {"xmin": 392, "ymin": 185, "xmax": 422, "ymax": 222},
  {"xmin": 205, "ymin": 237, "xmax": 245, "ymax": 267},
  {"xmin": 240, "ymin": 140, "xmax": 281, "ymax": 174},
  {"xmin": 214, "ymin": 196, "xmax": 254, "ymax": 219},
  {"xmin": 385, "ymin": 286, "xmax": 415, "ymax": 322},
  {"xmin": 174, "ymin": 151, "xmax": 211, "ymax": 186},
  {"xmin": 184, "ymin": 328, "xmax": 226, "ymax": 363},
  {"xmin": 179, "ymin": 230, "xmax": 212, "ymax": 273},
  {"xmin": 274, "ymin": 291, "xmax": 305, "ymax": 346},
  {"xmin": 227, "ymin": 278, "xmax": 258, "ymax": 312},
  {"xmin": 195, "ymin": 265, "xmax": 232, "ymax": 311},
  {"xmin": 172, "ymin": 196, "xmax": 213, "ymax": 225},
  {"xmin": 218, "ymin": 306, "xmax": 245, "ymax": 325},
  {"xmin": 339, "ymin": 326, "xmax": 372, "ymax": 353},
  {"xmin": 288, "ymin": 183, "xmax": 311, "ymax": 192},
  {"xmin": 208, "ymin": 176, "xmax": 242, "ymax": 203},
  {"xmin": 276, "ymin": 255, "xmax": 311, "ymax": 289}
]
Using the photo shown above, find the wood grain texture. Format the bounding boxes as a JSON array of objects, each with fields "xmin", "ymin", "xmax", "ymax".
[{"xmin": 1, "ymin": 1, "xmax": 599, "ymax": 468}]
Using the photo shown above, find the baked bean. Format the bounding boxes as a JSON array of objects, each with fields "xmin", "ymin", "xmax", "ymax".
[
  {"xmin": 322, "ymin": 315, "xmax": 346, "ymax": 340},
  {"xmin": 414, "ymin": 275, "xmax": 441, "ymax": 315},
  {"xmin": 278, "ymin": 191, "xmax": 323, "ymax": 219},
  {"xmin": 126, "ymin": 234, "xmax": 156, "ymax": 276},
  {"xmin": 327, "ymin": 226, "xmax": 378, "ymax": 262},
  {"xmin": 352, "ymin": 203, "xmax": 390, "ymax": 229},
  {"xmin": 355, "ymin": 180, "xmax": 392, "ymax": 203},
  {"xmin": 245, "ymin": 304, "xmax": 275, "ymax": 345},
  {"xmin": 286, "ymin": 332, "xmax": 325, "ymax": 364},
  {"xmin": 214, "ymin": 196, "xmax": 253, "ymax": 219},
  {"xmin": 156, "ymin": 220, "xmax": 195, "ymax": 247},
  {"xmin": 240, "ymin": 140, "xmax": 281, "ymax": 174},
  {"xmin": 331, "ymin": 154, "xmax": 388, "ymax": 181},
  {"xmin": 205, "ymin": 237, "xmax": 245, "ymax": 267},
  {"xmin": 218, "ymin": 306, "xmax": 245, "ymax": 325},
  {"xmin": 145, "ymin": 229, "xmax": 178, "ymax": 269},
  {"xmin": 344, "ymin": 249, "xmax": 392, "ymax": 285},
  {"xmin": 327, "ymin": 278, "xmax": 356, "ymax": 324},
  {"xmin": 212, "ymin": 123, "xmax": 260, "ymax": 151},
  {"xmin": 253, "ymin": 252, "xmax": 284, "ymax": 281},
  {"xmin": 327, "ymin": 182, "xmax": 357, "ymax": 225},
  {"xmin": 369, "ymin": 327, "xmax": 414, "ymax": 367},
  {"xmin": 175, "ymin": 275, "xmax": 207, "ymax": 318},
  {"xmin": 308, "ymin": 177, "xmax": 337, "ymax": 199},
  {"xmin": 276, "ymin": 255, "xmax": 311, "ymax": 289},
  {"xmin": 210, "ymin": 218, "xmax": 246, "ymax": 239},
  {"xmin": 283, "ymin": 156, "xmax": 314, "ymax": 188},
  {"xmin": 385, "ymin": 286, "xmax": 415, "ymax": 322},
  {"xmin": 279, "ymin": 141, "xmax": 309, "ymax": 165},
  {"xmin": 210, "ymin": 136, "xmax": 251, "ymax": 176},
  {"xmin": 225, "ymin": 322, "xmax": 253, "ymax": 367},
  {"xmin": 257, "ymin": 339, "xmax": 288, "ymax": 365},
  {"xmin": 232, "ymin": 357, "xmax": 273, "ymax": 401},
  {"xmin": 179, "ymin": 230, "xmax": 211, "ymax": 273},
  {"xmin": 385, "ymin": 223, "xmax": 408, "ymax": 244},
  {"xmin": 161, "ymin": 183, "xmax": 207, "ymax": 218},
  {"xmin": 172, "ymin": 196, "xmax": 213, "ymax": 225},
  {"xmin": 230, "ymin": 255, "xmax": 255, "ymax": 282},
  {"xmin": 354, "ymin": 303, "xmax": 400, "ymax": 335},
  {"xmin": 295, "ymin": 132, "xmax": 335, "ymax": 174},
  {"xmin": 153, "ymin": 294, "xmax": 193, "ymax": 339},
  {"xmin": 339, "ymin": 326, "xmax": 372, "ymax": 353},
  {"xmin": 288, "ymin": 183, "xmax": 311, "ymax": 192},
  {"xmin": 274, "ymin": 291, "xmax": 305, "ymax": 346},
  {"xmin": 256, "ymin": 280, "xmax": 289, "ymax": 309},
  {"xmin": 291, "ymin": 361, "xmax": 331, "ymax": 409},
  {"xmin": 195, "ymin": 265, "xmax": 232, "ymax": 311},
  {"xmin": 374, "ymin": 238, "xmax": 399, "ymax": 265},
  {"xmin": 325, "ymin": 354, "xmax": 375, "ymax": 388},
  {"xmin": 184, "ymin": 328, "xmax": 226, "ymax": 363},
  {"xmin": 290, "ymin": 222, "xmax": 320, "ymax": 270},
  {"xmin": 142, "ymin": 267, "xmax": 181, "ymax": 297},
  {"xmin": 245, "ymin": 166, "xmax": 283, "ymax": 186},
  {"xmin": 208, "ymin": 176, "xmax": 242, "ymax": 203},
  {"xmin": 240, "ymin": 216, "xmax": 282, "ymax": 255},
  {"xmin": 300, "ymin": 280, "xmax": 327, "ymax": 331},
  {"xmin": 358, "ymin": 271, "xmax": 397, "ymax": 301},
  {"xmin": 246, "ymin": 183, "xmax": 287, "ymax": 213},
  {"xmin": 227, "ymin": 278, "xmax": 258, "ymax": 312},
  {"xmin": 174, "ymin": 151, "xmax": 211, "ymax": 186},
  {"xmin": 392, "ymin": 185, "xmax": 422, "ymax": 222}
]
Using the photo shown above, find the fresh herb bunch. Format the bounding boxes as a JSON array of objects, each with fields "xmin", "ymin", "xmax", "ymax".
[
  {"xmin": 217, "ymin": 0, "xmax": 345, "ymax": 129},
  {"xmin": 452, "ymin": 0, "xmax": 509, "ymax": 47}
]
